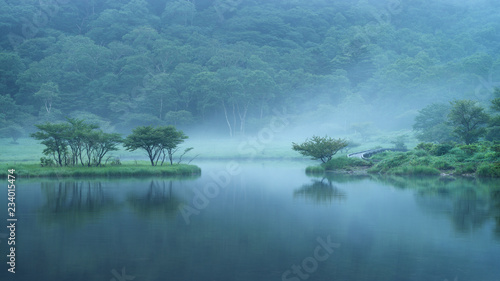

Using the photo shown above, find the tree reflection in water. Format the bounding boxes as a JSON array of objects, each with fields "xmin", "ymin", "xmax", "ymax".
[
  {"xmin": 491, "ymin": 188, "xmax": 500, "ymax": 239},
  {"xmin": 294, "ymin": 176, "xmax": 346, "ymax": 203},
  {"xmin": 39, "ymin": 181, "xmax": 118, "ymax": 227},
  {"xmin": 127, "ymin": 180, "xmax": 182, "ymax": 218}
]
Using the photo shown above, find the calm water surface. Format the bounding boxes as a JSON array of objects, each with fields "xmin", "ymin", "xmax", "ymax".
[{"xmin": 1, "ymin": 161, "xmax": 499, "ymax": 281}]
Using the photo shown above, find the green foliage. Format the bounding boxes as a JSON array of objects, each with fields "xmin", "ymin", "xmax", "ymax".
[
  {"xmin": 416, "ymin": 142, "xmax": 457, "ymax": 156},
  {"xmin": 368, "ymin": 152, "xmax": 442, "ymax": 175},
  {"xmin": 369, "ymin": 141, "xmax": 499, "ymax": 177},
  {"xmin": 40, "ymin": 157, "xmax": 55, "ymax": 167},
  {"xmin": 459, "ymin": 144, "xmax": 480, "ymax": 155},
  {"xmin": 30, "ymin": 119, "xmax": 122, "ymax": 167},
  {"xmin": 414, "ymin": 149, "xmax": 429, "ymax": 157},
  {"xmin": 3, "ymin": 0, "xmax": 500, "ymax": 142},
  {"xmin": 415, "ymin": 142, "xmax": 434, "ymax": 152},
  {"xmin": 413, "ymin": 103, "xmax": 454, "ymax": 143},
  {"xmin": 487, "ymin": 90, "xmax": 500, "ymax": 141},
  {"xmin": 292, "ymin": 136, "xmax": 348, "ymax": 163},
  {"xmin": 455, "ymin": 163, "xmax": 477, "ymax": 175},
  {"xmin": 448, "ymin": 100, "xmax": 490, "ymax": 145},
  {"xmin": 432, "ymin": 160, "xmax": 455, "ymax": 170},
  {"xmin": 476, "ymin": 163, "xmax": 500, "ymax": 178},
  {"xmin": 391, "ymin": 166, "xmax": 441, "ymax": 176},
  {"xmin": 34, "ymin": 82, "xmax": 60, "ymax": 114},
  {"xmin": 31, "ymin": 122, "xmax": 71, "ymax": 166},
  {"xmin": 123, "ymin": 125, "xmax": 188, "ymax": 166},
  {"xmin": 0, "ymin": 0, "xmax": 497, "ymax": 136},
  {"xmin": 1, "ymin": 162, "xmax": 201, "ymax": 178},
  {"xmin": 391, "ymin": 135, "xmax": 408, "ymax": 150},
  {"xmin": 430, "ymin": 143, "xmax": 456, "ymax": 156},
  {"xmin": 164, "ymin": 110, "xmax": 194, "ymax": 127},
  {"xmin": 305, "ymin": 166, "xmax": 325, "ymax": 174},
  {"xmin": 322, "ymin": 157, "xmax": 372, "ymax": 171}
]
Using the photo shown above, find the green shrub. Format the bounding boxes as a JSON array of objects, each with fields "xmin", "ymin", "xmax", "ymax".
[
  {"xmin": 381, "ymin": 153, "xmax": 410, "ymax": 168},
  {"xmin": 40, "ymin": 157, "xmax": 55, "ymax": 167},
  {"xmin": 414, "ymin": 149, "xmax": 429, "ymax": 157},
  {"xmin": 455, "ymin": 163, "xmax": 477, "ymax": 175},
  {"xmin": 391, "ymin": 165, "xmax": 441, "ymax": 176},
  {"xmin": 323, "ymin": 157, "xmax": 371, "ymax": 170},
  {"xmin": 432, "ymin": 160, "xmax": 455, "ymax": 170},
  {"xmin": 415, "ymin": 142, "xmax": 434, "ymax": 152},
  {"xmin": 412, "ymin": 156, "xmax": 432, "ymax": 166},
  {"xmin": 306, "ymin": 166, "xmax": 325, "ymax": 174},
  {"xmin": 492, "ymin": 144, "xmax": 500, "ymax": 154},
  {"xmin": 476, "ymin": 163, "xmax": 500, "ymax": 177},
  {"xmin": 459, "ymin": 144, "xmax": 479, "ymax": 155},
  {"xmin": 430, "ymin": 143, "xmax": 455, "ymax": 156},
  {"xmin": 449, "ymin": 147, "xmax": 467, "ymax": 161}
]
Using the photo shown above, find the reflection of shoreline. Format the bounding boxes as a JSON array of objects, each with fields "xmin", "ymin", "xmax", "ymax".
[
  {"xmin": 415, "ymin": 187, "xmax": 493, "ymax": 235},
  {"xmin": 294, "ymin": 177, "xmax": 346, "ymax": 203},
  {"xmin": 304, "ymin": 172, "xmax": 500, "ymax": 239},
  {"xmin": 127, "ymin": 180, "xmax": 183, "ymax": 218},
  {"xmin": 39, "ymin": 181, "xmax": 119, "ymax": 227},
  {"xmin": 38, "ymin": 179, "xmax": 185, "ymax": 227}
]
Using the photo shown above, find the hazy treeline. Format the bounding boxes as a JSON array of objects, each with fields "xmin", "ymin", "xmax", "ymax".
[{"xmin": 1, "ymin": 0, "xmax": 500, "ymax": 137}]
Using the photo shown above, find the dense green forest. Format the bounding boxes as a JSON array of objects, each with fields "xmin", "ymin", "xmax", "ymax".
[{"xmin": 1, "ymin": 0, "xmax": 500, "ymax": 138}]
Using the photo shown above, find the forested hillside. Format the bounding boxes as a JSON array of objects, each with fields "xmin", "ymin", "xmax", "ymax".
[{"xmin": 1, "ymin": 0, "xmax": 499, "ymax": 137}]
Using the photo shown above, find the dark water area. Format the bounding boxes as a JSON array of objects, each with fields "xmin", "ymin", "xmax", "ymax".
[{"xmin": 1, "ymin": 161, "xmax": 499, "ymax": 281}]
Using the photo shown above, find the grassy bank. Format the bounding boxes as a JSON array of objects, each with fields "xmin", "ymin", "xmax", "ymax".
[
  {"xmin": 368, "ymin": 142, "xmax": 500, "ymax": 177},
  {"xmin": 1, "ymin": 162, "xmax": 201, "ymax": 179},
  {"xmin": 307, "ymin": 142, "xmax": 500, "ymax": 178},
  {"xmin": 306, "ymin": 157, "xmax": 372, "ymax": 175}
]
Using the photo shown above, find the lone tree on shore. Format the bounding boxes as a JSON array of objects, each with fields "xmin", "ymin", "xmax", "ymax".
[
  {"xmin": 292, "ymin": 136, "xmax": 348, "ymax": 163},
  {"xmin": 448, "ymin": 100, "xmax": 489, "ymax": 144},
  {"xmin": 123, "ymin": 125, "xmax": 188, "ymax": 166}
]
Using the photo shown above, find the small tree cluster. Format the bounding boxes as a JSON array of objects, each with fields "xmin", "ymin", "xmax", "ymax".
[
  {"xmin": 414, "ymin": 99, "xmax": 495, "ymax": 144},
  {"xmin": 292, "ymin": 136, "xmax": 348, "ymax": 163},
  {"xmin": 31, "ymin": 118, "xmax": 122, "ymax": 167},
  {"xmin": 123, "ymin": 125, "xmax": 188, "ymax": 166}
]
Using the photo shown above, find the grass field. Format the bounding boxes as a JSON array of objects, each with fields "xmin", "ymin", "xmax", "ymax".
[{"xmin": 1, "ymin": 161, "xmax": 201, "ymax": 178}]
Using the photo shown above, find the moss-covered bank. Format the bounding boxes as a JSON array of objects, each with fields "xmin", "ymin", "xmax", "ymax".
[{"xmin": 307, "ymin": 142, "xmax": 500, "ymax": 178}]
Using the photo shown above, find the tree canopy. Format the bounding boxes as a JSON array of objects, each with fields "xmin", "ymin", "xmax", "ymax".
[
  {"xmin": 123, "ymin": 125, "xmax": 188, "ymax": 166},
  {"xmin": 448, "ymin": 100, "xmax": 490, "ymax": 145},
  {"xmin": 31, "ymin": 119, "xmax": 122, "ymax": 166},
  {"xmin": 292, "ymin": 136, "xmax": 348, "ymax": 163},
  {"xmin": 2, "ymin": 0, "xmax": 500, "ymax": 137}
]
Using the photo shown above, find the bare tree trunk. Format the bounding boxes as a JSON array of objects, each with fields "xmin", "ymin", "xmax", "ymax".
[
  {"xmin": 232, "ymin": 102, "xmax": 237, "ymax": 136},
  {"xmin": 222, "ymin": 101, "xmax": 232, "ymax": 137},
  {"xmin": 237, "ymin": 103, "xmax": 248, "ymax": 136}
]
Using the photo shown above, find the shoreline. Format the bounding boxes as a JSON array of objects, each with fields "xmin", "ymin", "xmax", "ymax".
[{"xmin": 1, "ymin": 163, "xmax": 201, "ymax": 179}]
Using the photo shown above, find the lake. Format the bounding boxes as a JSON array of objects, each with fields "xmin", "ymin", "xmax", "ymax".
[{"xmin": 1, "ymin": 161, "xmax": 499, "ymax": 281}]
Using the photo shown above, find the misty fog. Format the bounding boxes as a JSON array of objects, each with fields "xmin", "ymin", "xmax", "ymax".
[{"xmin": 1, "ymin": 0, "xmax": 500, "ymax": 156}]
